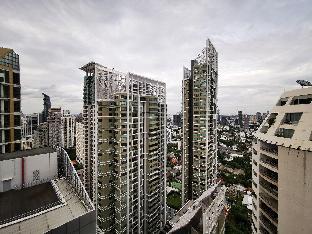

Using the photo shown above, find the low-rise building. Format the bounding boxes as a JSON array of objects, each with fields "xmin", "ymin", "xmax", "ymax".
[{"xmin": 0, "ymin": 147, "xmax": 95, "ymax": 233}]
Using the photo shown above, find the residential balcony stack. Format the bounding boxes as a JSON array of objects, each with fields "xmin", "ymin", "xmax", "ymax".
[{"xmin": 80, "ymin": 62, "xmax": 167, "ymax": 233}]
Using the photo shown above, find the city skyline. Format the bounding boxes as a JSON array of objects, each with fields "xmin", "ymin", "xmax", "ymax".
[{"xmin": 1, "ymin": 0, "xmax": 312, "ymax": 115}]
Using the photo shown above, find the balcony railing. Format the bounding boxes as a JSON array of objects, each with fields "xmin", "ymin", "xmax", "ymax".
[
  {"xmin": 259, "ymin": 213, "xmax": 277, "ymax": 234},
  {"xmin": 260, "ymin": 201, "xmax": 278, "ymax": 225},
  {"xmin": 260, "ymin": 154, "xmax": 278, "ymax": 170},
  {"xmin": 260, "ymin": 191, "xmax": 278, "ymax": 212},
  {"xmin": 57, "ymin": 148, "xmax": 95, "ymax": 211},
  {"xmin": 259, "ymin": 179, "xmax": 278, "ymax": 199}
]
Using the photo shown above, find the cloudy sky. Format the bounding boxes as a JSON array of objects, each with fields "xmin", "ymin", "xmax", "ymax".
[{"xmin": 1, "ymin": 0, "xmax": 312, "ymax": 115}]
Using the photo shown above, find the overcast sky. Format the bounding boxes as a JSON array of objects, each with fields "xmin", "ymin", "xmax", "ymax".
[{"xmin": 1, "ymin": 0, "xmax": 312, "ymax": 115}]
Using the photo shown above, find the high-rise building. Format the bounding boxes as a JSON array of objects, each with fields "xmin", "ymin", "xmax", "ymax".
[
  {"xmin": 48, "ymin": 107, "xmax": 62, "ymax": 148},
  {"xmin": 182, "ymin": 39, "xmax": 218, "ymax": 203},
  {"xmin": 33, "ymin": 122, "xmax": 49, "ymax": 148},
  {"xmin": 0, "ymin": 147, "xmax": 96, "ymax": 233},
  {"xmin": 238, "ymin": 110, "xmax": 243, "ymax": 128},
  {"xmin": 76, "ymin": 120, "xmax": 85, "ymax": 164},
  {"xmin": 0, "ymin": 48, "xmax": 21, "ymax": 154},
  {"xmin": 42, "ymin": 93, "xmax": 51, "ymax": 123},
  {"xmin": 252, "ymin": 87, "xmax": 312, "ymax": 234},
  {"xmin": 80, "ymin": 62, "xmax": 167, "ymax": 233},
  {"xmin": 61, "ymin": 109, "xmax": 76, "ymax": 149}
]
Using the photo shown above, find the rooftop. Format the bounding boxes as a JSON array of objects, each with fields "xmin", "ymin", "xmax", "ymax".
[
  {"xmin": 255, "ymin": 87, "xmax": 312, "ymax": 151},
  {"xmin": 0, "ymin": 182, "xmax": 60, "ymax": 226},
  {"xmin": 0, "ymin": 178, "xmax": 90, "ymax": 233},
  {"xmin": 0, "ymin": 147, "xmax": 56, "ymax": 161}
]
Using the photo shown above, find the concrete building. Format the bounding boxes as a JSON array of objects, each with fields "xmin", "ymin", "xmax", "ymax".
[
  {"xmin": 182, "ymin": 39, "xmax": 218, "ymax": 203},
  {"xmin": 76, "ymin": 121, "xmax": 85, "ymax": 164},
  {"xmin": 164, "ymin": 183, "xmax": 226, "ymax": 234},
  {"xmin": 80, "ymin": 62, "xmax": 167, "ymax": 233},
  {"xmin": 0, "ymin": 48, "xmax": 21, "ymax": 154},
  {"xmin": 33, "ymin": 122, "xmax": 49, "ymax": 148},
  {"xmin": 48, "ymin": 107, "xmax": 62, "ymax": 148},
  {"xmin": 61, "ymin": 109, "xmax": 75, "ymax": 149},
  {"xmin": 0, "ymin": 147, "xmax": 96, "ymax": 233},
  {"xmin": 21, "ymin": 113, "xmax": 41, "ymax": 150},
  {"xmin": 251, "ymin": 87, "xmax": 312, "ymax": 234}
]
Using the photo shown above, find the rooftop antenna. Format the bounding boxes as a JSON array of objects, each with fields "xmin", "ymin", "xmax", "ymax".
[{"xmin": 296, "ymin": 80, "xmax": 312, "ymax": 88}]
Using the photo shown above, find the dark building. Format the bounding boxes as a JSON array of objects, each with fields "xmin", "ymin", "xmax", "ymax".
[
  {"xmin": 173, "ymin": 113, "xmax": 182, "ymax": 127},
  {"xmin": 42, "ymin": 93, "xmax": 51, "ymax": 123},
  {"xmin": 0, "ymin": 48, "xmax": 21, "ymax": 154},
  {"xmin": 238, "ymin": 110, "xmax": 243, "ymax": 128}
]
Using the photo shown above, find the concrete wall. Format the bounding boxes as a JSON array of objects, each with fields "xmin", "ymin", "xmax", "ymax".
[
  {"xmin": 0, "ymin": 151, "xmax": 57, "ymax": 192},
  {"xmin": 278, "ymin": 147, "xmax": 312, "ymax": 234}
]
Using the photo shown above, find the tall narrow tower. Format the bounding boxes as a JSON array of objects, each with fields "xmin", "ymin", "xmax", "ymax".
[
  {"xmin": 0, "ymin": 48, "xmax": 21, "ymax": 154},
  {"xmin": 182, "ymin": 39, "xmax": 218, "ymax": 204},
  {"xmin": 80, "ymin": 62, "xmax": 166, "ymax": 233}
]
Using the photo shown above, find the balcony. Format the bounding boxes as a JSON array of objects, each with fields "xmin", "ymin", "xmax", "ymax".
[
  {"xmin": 260, "ymin": 201, "xmax": 278, "ymax": 225},
  {"xmin": 259, "ymin": 178, "xmax": 278, "ymax": 199},
  {"xmin": 259, "ymin": 165, "xmax": 278, "ymax": 185},
  {"xmin": 259, "ymin": 213, "xmax": 277, "ymax": 234},
  {"xmin": 260, "ymin": 190, "xmax": 278, "ymax": 212},
  {"xmin": 260, "ymin": 154, "xmax": 278, "ymax": 171},
  {"xmin": 260, "ymin": 141, "xmax": 278, "ymax": 156}
]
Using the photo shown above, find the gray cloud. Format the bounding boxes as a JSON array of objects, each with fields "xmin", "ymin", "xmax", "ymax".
[{"xmin": 1, "ymin": 0, "xmax": 312, "ymax": 115}]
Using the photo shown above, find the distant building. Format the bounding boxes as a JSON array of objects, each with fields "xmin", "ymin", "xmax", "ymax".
[
  {"xmin": 61, "ymin": 110, "xmax": 75, "ymax": 149},
  {"xmin": 0, "ymin": 147, "xmax": 95, "ymax": 233},
  {"xmin": 0, "ymin": 48, "xmax": 21, "ymax": 154},
  {"xmin": 252, "ymin": 87, "xmax": 312, "ymax": 234},
  {"xmin": 48, "ymin": 107, "xmax": 62, "ymax": 148},
  {"xmin": 256, "ymin": 112, "xmax": 262, "ymax": 123},
  {"xmin": 33, "ymin": 122, "xmax": 49, "ymax": 148},
  {"xmin": 21, "ymin": 113, "xmax": 41, "ymax": 150},
  {"xmin": 173, "ymin": 113, "xmax": 182, "ymax": 127},
  {"xmin": 238, "ymin": 111, "xmax": 243, "ymax": 128},
  {"xmin": 42, "ymin": 93, "xmax": 51, "ymax": 123}
]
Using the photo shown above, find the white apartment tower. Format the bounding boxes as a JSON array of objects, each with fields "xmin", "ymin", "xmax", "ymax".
[
  {"xmin": 252, "ymin": 87, "xmax": 312, "ymax": 234},
  {"xmin": 182, "ymin": 39, "xmax": 218, "ymax": 204},
  {"xmin": 80, "ymin": 62, "xmax": 166, "ymax": 233}
]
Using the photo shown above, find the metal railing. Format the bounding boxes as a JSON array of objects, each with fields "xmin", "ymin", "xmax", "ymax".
[{"xmin": 57, "ymin": 148, "xmax": 95, "ymax": 211}]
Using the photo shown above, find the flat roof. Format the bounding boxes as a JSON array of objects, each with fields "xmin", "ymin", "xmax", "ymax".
[
  {"xmin": 0, "ymin": 147, "xmax": 56, "ymax": 161},
  {"xmin": 0, "ymin": 178, "xmax": 90, "ymax": 233},
  {"xmin": 0, "ymin": 182, "xmax": 60, "ymax": 226}
]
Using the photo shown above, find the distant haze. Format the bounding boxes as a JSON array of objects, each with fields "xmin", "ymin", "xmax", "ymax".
[{"xmin": 1, "ymin": 0, "xmax": 311, "ymax": 115}]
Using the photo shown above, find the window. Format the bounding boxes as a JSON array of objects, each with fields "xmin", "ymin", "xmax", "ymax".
[
  {"xmin": 291, "ymin": 94, "xmax": 312, "ymax": 105},
  {"xmin": 276, "ymin": 97, "xmax": 288, "ymax": 106},
  {"xmin": 282, "ymin": 112, "xmax": 302, "ymax": 125},
  {"xmin": 275, "ymin": 128, "xmax": 295, "ymax": 138}
]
